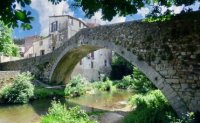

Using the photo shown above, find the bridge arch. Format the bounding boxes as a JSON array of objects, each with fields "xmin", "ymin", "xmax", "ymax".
[{"xmin": 49, "ymin": 37, "xmax": 188, "ymax": 116}]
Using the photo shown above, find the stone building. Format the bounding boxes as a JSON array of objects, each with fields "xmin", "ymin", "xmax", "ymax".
[{"xmin": 18, "ymin": 15, "xmax": 112, "ymax": 81}]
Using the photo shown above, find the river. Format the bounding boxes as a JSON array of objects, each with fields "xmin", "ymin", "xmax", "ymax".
[{"xmin": 0, "ymin": 90, "xmax": 133, "ymax": 123}]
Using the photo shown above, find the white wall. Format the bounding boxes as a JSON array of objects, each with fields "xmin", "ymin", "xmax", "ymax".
[
  {"xmin": 71, "ymin": 48, "xmax": 112, "ymax": 81},
  {"xmin": 0, "ymin": 55, "xmax": 22, "ymax": 63},
  {"xmin": 33, "ymin": 37, "xmax": 51, "ymax": 56}
]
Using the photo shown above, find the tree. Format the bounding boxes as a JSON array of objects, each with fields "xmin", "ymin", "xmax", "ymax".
[
  {"xmin": 0, "ymin": 0, "xmax": 199, "ymax": 30},
  {"xmin": 110, "ymin": 53, "xmax": 133, "ymax": 80},
  {"xmin": 0, "ymin": 21, "xmax": 19, "ymax": 57},
  {"xmin": 72, "ymin": 0, "xmax": 200, "ymax": 20},
  {"xmin": 0, "ymin": 0, "xmax": 33, "ymax": 30}
]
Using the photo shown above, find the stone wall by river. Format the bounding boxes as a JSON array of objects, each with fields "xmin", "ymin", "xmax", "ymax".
[{"xmin": 0, "ymin": 71, "xmax": 19, "ymax": 88}]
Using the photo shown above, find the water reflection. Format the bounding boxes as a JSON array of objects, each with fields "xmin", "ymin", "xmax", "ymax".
[{"xmin": 0, "ymin": 90, "xmax": 133, "ymax": 123}]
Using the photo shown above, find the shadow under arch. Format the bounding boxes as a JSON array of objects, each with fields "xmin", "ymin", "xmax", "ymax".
[
  {"xmin": 50, "ymin": 39, "xmax": 188, "ymax": 116},
  {"xmin": 50, "ymin": 45, "xmax": 100, "ymax": 83}
]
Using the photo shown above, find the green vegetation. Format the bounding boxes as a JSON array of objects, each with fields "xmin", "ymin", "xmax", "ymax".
[
  {"xmin": 1, "ymin": 0, "xmax": 197, "ymax": 30},
  {"xmin": 114, "ymin": 66, "xmax": 156, "ymax": 93},
  {"xmin": 110, "ymin": 53, "xmax": 133, "ymax": 80},
  {"xmin": 128, "ymin": 67, "xmax": 156, "ymax": 93},
  {"xmin": 64, "ymin": 75, "xmax": 89, "ymax": 97},
  {"xmin": 34, "ymin": 87, "xmax": 64, "ymax": 99},
  {"xmin": 93, "ymin": 78, "xmax": 116, "ymax": 92},
  {"xmin": 0, "ymin": 72, "xmax": 65, "ymax": 104},
  {"xmin": 0, "ymin": 21, "xmax": 19, "ymax": 57},
  {"xmin": 0, "ymin": 72, "xmax": 34, "ymax": 104},
  {"xmin": 124, "ymin": 90, "xmax": 174, "ymax": 123},
  {"xmin": 123, "ymin": 90, "xmax": 195, "ymax": 123},
  {"xmin": 40, "ymin": 101, "xmax": 97, "ymax": 123}
]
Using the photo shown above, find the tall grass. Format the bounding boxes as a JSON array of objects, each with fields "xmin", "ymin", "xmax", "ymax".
[{"xmin": 41, "ymin": 101, "xmax": 97, "ymax": 123}]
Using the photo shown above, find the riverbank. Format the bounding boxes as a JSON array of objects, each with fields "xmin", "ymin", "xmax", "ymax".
[{"xmin": 0, "ymin": 89, "xmax": 133, "ymax": 123}]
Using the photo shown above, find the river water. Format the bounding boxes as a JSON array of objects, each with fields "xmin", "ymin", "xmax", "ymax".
[{"xmin": 0, "ymin": 90, "xmax": 133, "ymax": 123}]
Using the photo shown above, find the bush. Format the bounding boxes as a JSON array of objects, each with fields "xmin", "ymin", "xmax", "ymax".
[
  {"xmin": 64, "ymin": 75, "xmax": 89, "ymax": 97},
  {"xmin": 114, "ymin": 75, "xmax": 133, "ymax": 89},
  {"xmin": 123, "ymin": 90, "xmax": 176, "ymax": 123},
  {"xmin": 41, "ymin": 101, "xmax": 97, "ymax": 123},
  {"xmin": 128, "ymin": 66, "xmax": 156, "ymax": 93},
  {"xmin": 34, "ymin": 87, "xmax": 64, "ymax": 99},
  {"xmin": 93, "ymin": 78, "xmax": 116, "ymax": 92},
  {"xmin": 0, "ymin": 72, "xmax": 34, "ymax": 104}
]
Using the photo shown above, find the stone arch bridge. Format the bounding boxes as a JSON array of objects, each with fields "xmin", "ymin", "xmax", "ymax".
[{"xmin": 1, "ymin": 12, "xmax": 200, "ymax": 116}]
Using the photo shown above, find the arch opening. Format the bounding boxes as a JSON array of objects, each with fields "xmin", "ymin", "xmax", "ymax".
[
  {"xmin": 50, "ymin": 40, "xmax": 188, "ymax": 116},
  {"xmin": 51, "ymin": 45, "xmax": 100, "ymax": 84}
]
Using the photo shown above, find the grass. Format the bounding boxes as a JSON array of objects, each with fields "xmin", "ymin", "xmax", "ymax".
[{"xmin": 33, "ymin": 87, "xmax": 65, "ymax": 99}]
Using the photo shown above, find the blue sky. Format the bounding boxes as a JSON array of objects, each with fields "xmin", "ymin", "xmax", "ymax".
[
  {"xmin": 13, "ymin": 0, "xmax": 199, "ymax": 39},
  {"xmin": 12, "ymin": 0, "xmax": 148, "ymax": 39}
]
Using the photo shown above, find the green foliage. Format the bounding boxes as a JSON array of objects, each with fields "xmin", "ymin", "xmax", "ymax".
[
  {"xmin": 40, "ymin": 101, "xmax": 97, "ymax": 123},
  {"xmin": 34, "ymin": 87, "xmax": 64, "ymax": 99},
  {"xmin": 110, "ymin": 53, "xmax": 133, "ymax": 80},
  {"xmin": 144, "ymin": 14, "xmax": 173, "ymax": 22},
  {"xmin": 64, "ymin": 75, "xmax": 89, "ymax": 97},
  {"xmin": 93, "ymin": 78, "xmax": 116, "ymax": 92},
  {"xmin": 0, "ymin": 72, "xmax": 34, "ymax": 104},
  {"xmin": 113, "ymin": 66, "xmax": 155, "ymax": 93},
  {"xmin": 2, "ymin": 0, "xmax": 198, "ymax": 30},
  {"xmin": 124, "ymin": 90, "xmax": 175, "ymax": 123},
  {"xmin": 0, "ymin": 0, "xmax": 33, "ymax": 30},
  {"xmin": 165, "ymin": 112, "xmax": 195, "ymax": 123},
  {"xmin": 128, "ymin": 67, "xmax": 156, "ymax": 93},
  {"xmin": 71, "ymin": 0, "xmax": 198, "ymax": 21},
  {"xmin": 114, "ymin": 75, "xmax": 133, "ymax": 89},
  {"xmin": 1, "ymin": 0, "xmax": 199, "ymax": 31},
  {"xmin": 0, "ymin": 21, "xmax": 20, "ymax": 57}
]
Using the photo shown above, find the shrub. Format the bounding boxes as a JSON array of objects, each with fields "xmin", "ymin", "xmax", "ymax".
[
  {"xmin": 34, "ymin": 87, "xmax": 64, "ymax": 99},
  {"xmin": 93, "ymin": 78, "xmax": 116, "ymax": 92},
  {"xmin": 128, "ymin": 66, "xmax": 156, "ymax": 93},
  {"xmin": 114, "ymin": 75, "xmax": 133, "ymax": 89},
  {"xmin": 64, "ymin": 75, "xmax": 89, "ymax": 97},
  {"xmin": 0, "ymin": 72, "xmax": 34, "ymax": 104},
  {"xmin": 40, "ymin": 101, "xmax": 97, "ymax": 123},
  {"xmin": 124, "ymin": 90, "xmax": 175, "ymax": 123}
]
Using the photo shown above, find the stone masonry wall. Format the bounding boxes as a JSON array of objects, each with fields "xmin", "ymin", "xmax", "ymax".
[{"xmin": 0, "ymin": 71, "xmax": 20, "ymax": 88}]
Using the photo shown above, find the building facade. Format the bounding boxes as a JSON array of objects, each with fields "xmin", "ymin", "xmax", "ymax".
[{"xmin": 18, "ymin": 15, "xmax": 112, "ymax": 81}]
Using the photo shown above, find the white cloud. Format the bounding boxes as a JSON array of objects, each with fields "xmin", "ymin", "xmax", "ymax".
[
  {"xmin": 31, "ymin": 0, "xmax": 73, "ymax": 36},
  {"xmin": 14, "ymin": 2, "xmax": 21, "ymax": 10},
  {"xmin": 85, "ymin": 11, "xmax": 126, "ymax": 25},
  {"xmin": 137, "ymin": 7, "xmax": 150, "ymax": 17},
  {"xmin": 170, "ymin": 5, "xmax": 184, "ymax": 14}
]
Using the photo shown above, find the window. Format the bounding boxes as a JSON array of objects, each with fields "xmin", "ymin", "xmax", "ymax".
[
  {"xmin": 91, "ymin": 52, "xmax": 94, "ymax": 59},
  {"xmin": 40, "ymin": 50, "xmax": 45, "ymax": 56},
  {"xmin": 91, "ymin": 62, "xmax": 94, "ymax": 68},
  {"xmin": 51, "ymin": 21, "xmax": 58, "ymax": 32},
  {"xmin": 104, "ymin": 60, "xmax": 107, "ymax": 67}
]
